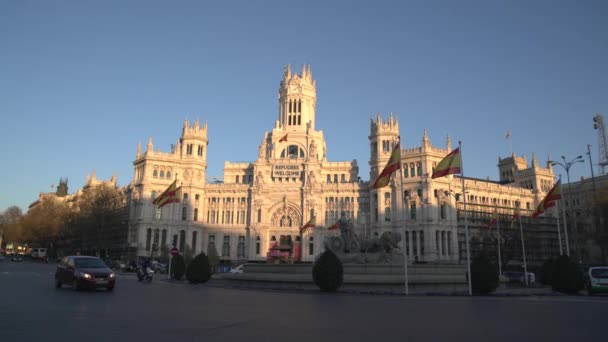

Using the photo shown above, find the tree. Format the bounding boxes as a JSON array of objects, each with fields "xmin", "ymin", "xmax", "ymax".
[
  {"xmin": 552, "ymin": 255, "xmax": 584, "ymax": 294},
  {"xmin": 21, "ymin": 199, "xmax": 70, "ymax": 250},
  {"xmin": 0, "ymin": 206, "xmax": 24, "ymax": 244},
  {"xmin": 186, "ymin": 252, "xmax": 212, "ymax": 284},
  {"xmin": 312, "ymin": 250, "xmax": 343, "ymax": 292},
  {"xmin": 470, "ymin": 254, "xmax": 499, "ymax": 295},
  {"xmin": 171, "ymin": 254, "xmax": 186, "ymax": 280},
  {"xmin": 539, "ymin": 258, "xmax": 557, "ymax": 286}
]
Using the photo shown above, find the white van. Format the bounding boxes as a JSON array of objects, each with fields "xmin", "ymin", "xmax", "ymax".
[
  {"xmin": 588, "ymin": 266, "xmax": 608, "ymax": 295},
  {"xmin": 31, "ymin": 248, "xmax": 47, "ymax": 259}
]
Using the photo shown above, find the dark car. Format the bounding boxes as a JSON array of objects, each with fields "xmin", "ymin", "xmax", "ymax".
[
  {"xmin": 11, "ymin": 254, "xmax": 23, "ymax": 262},
  {"xmin": 55, "ymin": 256, "xmax": 115, "ymax": 291}
]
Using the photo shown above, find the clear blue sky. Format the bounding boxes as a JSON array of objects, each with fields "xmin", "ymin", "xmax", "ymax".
[{"xmin": 1, "ymin": 0, "xmax": 607, "ymax": 212}]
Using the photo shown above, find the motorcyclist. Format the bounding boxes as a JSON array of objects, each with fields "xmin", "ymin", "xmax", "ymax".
[{"xmin": 137, "ymin": 259, "xmax": 150, "ymax": 281}]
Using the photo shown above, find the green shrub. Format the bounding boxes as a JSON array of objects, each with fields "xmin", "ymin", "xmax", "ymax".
[
  {"xmin": 186, "ymin": 252, "xmax": 212, "ymax": 284},
  {"xmin": 171, "ymin": 254, "xmax": 186, "ymax": 280},
  {"xmin": 471, "ymin": 254, "xmax": 499, "ymax": 295},
  {"xmin": 312, "ymin": 250, "xmax": 343, "ymax": 292},
  {"xmin": 552, "ymin": 255, "xmax": 584, "ymax": 294},
  {"xmin": 539, "ymin": 258, "xmax": 557, "ymax": 285}
]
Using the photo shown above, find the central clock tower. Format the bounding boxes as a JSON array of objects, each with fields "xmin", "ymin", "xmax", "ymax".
[{"xmin": 278, "ymin": 64, "xmax": 317, "ymax": 132}]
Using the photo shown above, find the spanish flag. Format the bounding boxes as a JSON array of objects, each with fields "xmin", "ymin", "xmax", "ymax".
[
  {"xmin": 372, "ymin": 142, "xmax": 401, "ymax": 189},
  {"xmin": 432, "ymin": 147, "xmax": 461, "ymax": 179},
  {"xmin": 300, "ymin": 217, "xmax": 316, "ymax": 234},
  {"xmin": 532, "ymin": 180, "xmax": 561, "ymax": 218},
  {"xmin": 153, "ymin": 180, "xmax": 181, "ymax": 208},
  {"xmin": 487, "ymin": 210, "xmax": 498, "ymax": 230}
]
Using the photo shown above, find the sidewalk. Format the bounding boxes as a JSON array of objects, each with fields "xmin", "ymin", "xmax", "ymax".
[{"xmin": 159, "ymin": 275, "xmax": 567, "ymax": 297}]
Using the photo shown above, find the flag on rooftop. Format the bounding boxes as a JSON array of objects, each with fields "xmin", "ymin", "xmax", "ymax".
[
  {"xmin": 153, "ymin": 180, "xmax": 180, "ymax": 208},
  {"xmin": 431, "ymin": 147, "xmax": 462, "ymax": 179},
  {"xmin": 372, "ymin": 142, "xmax": 401, "ymax": 189},
  {"xmin": 300, "ymin": 217, "xmax": 316, "ymax": 234},
  {"xmin": 532, "ymin": 180, "xmax": 561, "ymax": 218}
]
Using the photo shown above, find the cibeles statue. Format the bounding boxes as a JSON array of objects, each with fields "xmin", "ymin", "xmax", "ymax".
[{"xmin": 322, "ymin": 220, "xmax": 404, "ymax": 264}]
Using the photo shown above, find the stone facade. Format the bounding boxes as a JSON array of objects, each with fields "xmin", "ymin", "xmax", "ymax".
[{"xmin": 127, "ymin": 65, "xmax": 562, "ymax": 266}]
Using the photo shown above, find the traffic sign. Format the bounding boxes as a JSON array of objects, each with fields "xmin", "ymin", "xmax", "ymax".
[{"xmin": 170, "ymin": 247, "xmax": 179, "ymax": 256}]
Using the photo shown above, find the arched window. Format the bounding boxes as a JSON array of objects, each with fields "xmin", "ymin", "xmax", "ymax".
[
  {"xmin": 309, "ymin": 236, "xmax": 314, "ymax": 255},
  {"xmin": 160, "ymin": 170, "xmax": 165, "ymax": 178},
  {"xmin": 179, "ymin": 230, "xmax": 186, "ymax": 252},
  {"xmin": 166, "ymin": 171, "xmax": 171, "ymax": 179},
  {"xmin": 255, "ymin": 236, "xmax": 261, "ymax": 255},
  {"xmin": 410, "ymin": 163, "xmax": 415, "ymax": 177},
  {"xmin": 153, "ymin": 170, "xmax": 158, "ymax": 178},
  {"xmin": 416, "ymin": 162, "xmax": 422, "ymax": 176},
  {"xmin": 280, "ymin": 145, "xmax": 305, "ymax": 158}
]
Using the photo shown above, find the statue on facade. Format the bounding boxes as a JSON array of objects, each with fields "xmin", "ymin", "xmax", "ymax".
[{"xmin": 309, "ymin": 139, "xmax": 318, "ymax": 160}]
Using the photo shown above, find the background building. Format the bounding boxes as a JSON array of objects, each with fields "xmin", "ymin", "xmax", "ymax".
[{"xmin": 127, "ymin": 65, "xmax": 563, "ymax": 267}]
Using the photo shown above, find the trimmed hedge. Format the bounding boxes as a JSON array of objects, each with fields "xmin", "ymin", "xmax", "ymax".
[
  {"xmin": 471, "ymin": 254, "xmax": 499, "ymax": 295},
  {"xmin": 312, "ymin": 250, "xmax": 343, "ymax": 292},
  {"xmin": 539, "ymin": 258, "xmax": 557, "ymax": 285},
  {"xmin": 186, "ymin": 252, "xmax": 212, "ymax": 284},
  {"xmin": 171, "ymin": 254, "xmax": 186, "ymax": 280},
  {"xmin": 552, "ymin": 255, "xmax": 584, "ymax": 294}
]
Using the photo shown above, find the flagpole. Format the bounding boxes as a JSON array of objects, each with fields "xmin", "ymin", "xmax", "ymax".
[
  {"xmin": 518, "ymin": 213, "xmax": 528, "ymax": 286},
  {"xmin": 496, "ymin": 208, "xmax": 502, "ymax": 278},
  {"xmin": 459, "ymin": 141, "xmax": 472, "ymax": 296},
  {"xmin": 555, "ymin": 204, "xmax": 563, "ymax": 256},
  {"xmin": 559, "ymin": 190, "xmax": 570, "ymax": 256},
  {"xmin": 397, "ymin": 138, "xmax": 409, "ymax": 296}
]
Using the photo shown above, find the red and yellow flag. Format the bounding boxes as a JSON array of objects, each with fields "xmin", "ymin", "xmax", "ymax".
[
  {"xmin": 487, "ymin": 210, "xmax": 498, "ymax": 230},
  {"xmin": 279, "ymin": 134, "xmax": 288, "ymax": 143},
  {"xmin": 327, "ymin": 222, "xmax": 339, "ymax": 230},
  {"xmin": 153, "ymin": 180, "xmax": 181, "ymax": 208},
  {"xmin": 532, "ymin": 180, "xmax": 561, "ymax": 218},
  {"xmin": 432, "ymin": 147, "xmax": 462, "ymax": 179},
  {"xmin": 300, "ymin": 217, "xmax": 316, "ymax": 234},
  {"xmin": 372, "ymin": 142, "xmax": 401, "ymax": 189}
]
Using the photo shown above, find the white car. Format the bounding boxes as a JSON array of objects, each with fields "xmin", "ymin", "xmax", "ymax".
[{"xmin": 230, "ymin": 265, "xmax": 244, "ymax": 274}]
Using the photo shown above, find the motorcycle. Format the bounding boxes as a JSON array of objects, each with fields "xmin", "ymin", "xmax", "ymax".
[{"xmin": 137, "ymin": 265, "xmax": 154, "ymax": 283}]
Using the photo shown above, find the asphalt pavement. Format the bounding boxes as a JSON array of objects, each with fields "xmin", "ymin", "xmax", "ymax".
[{"xmin": 1, "ymin": 260, "xmax": 606, "ymax": 342}]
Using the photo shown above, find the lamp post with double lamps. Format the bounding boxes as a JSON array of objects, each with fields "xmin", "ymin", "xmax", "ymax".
[{"xmin": 549, "ymin": 155, "xmax": 584, "ymax": 259}]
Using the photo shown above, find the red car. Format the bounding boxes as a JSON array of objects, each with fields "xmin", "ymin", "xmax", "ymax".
[{"xmin": 55, "ymin": 256, "xmax": 115, "ymax": 291}]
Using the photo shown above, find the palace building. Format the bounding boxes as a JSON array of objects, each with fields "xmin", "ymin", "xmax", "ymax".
[{"xmin": 127, "ymin": 65, "xmax": 562, "ymax": 266}]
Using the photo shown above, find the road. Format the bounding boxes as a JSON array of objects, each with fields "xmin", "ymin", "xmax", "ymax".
[{"xmin": 0, "ymin": 260, "xmax": 606, "ymax": 342}]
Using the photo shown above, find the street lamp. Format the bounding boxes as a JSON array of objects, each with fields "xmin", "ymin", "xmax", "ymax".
[{"xmin": 549, "ymin": 155, "xmax": 584, "ymax": 258}]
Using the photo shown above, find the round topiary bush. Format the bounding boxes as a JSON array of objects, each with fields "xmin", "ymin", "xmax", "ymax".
[
  {"xmin": 552, "ymin": 255, "xmax": 584, "ymax": 294},
  {"xmin": 171, "ymin": 254, "xmax": 186, "ymax": 280},
  {"xmin": 539, "ymin": 258, "xmax": 557, "ymax": 286},
  {"xmin": 313, "ymin": 250, "xmax": 343, "ymax": 292},
  {"xmin": 186, "ymin": 252, "xmax": 212, "ymax": 284},
  {"xmin": 470, "ymin": 254, "xmax": 499, "ymax": 295}
]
